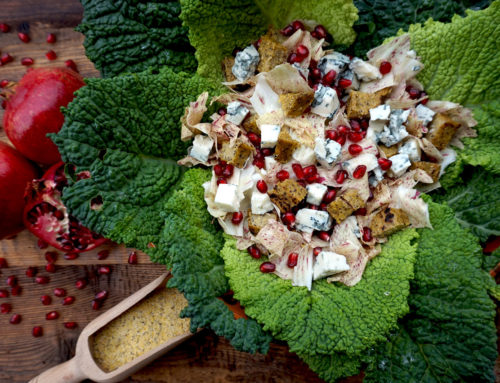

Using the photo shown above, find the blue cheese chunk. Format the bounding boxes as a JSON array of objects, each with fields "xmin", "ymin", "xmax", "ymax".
[
  {"xmin": 378, "ymin": 109, "xmax": 410, "ymax": 146},
  {"xmin": 389, "ymin": 153, "xmax": 411, "ymax": 177},
  {"xmin": 306, "ymin": 183, "xmax": 328, "ymax": 205},
  {"xmin": 232, "ymin": 45, "xmax": 260, "ymax": 81},
  {"xmin": 350, "ymin": 58, "xmax": 382, "ymax": 82},
  {"xmin": 313, "ymin": 251, "xmax": 350, "ymax": 280},
  {"xmin": 370, "ymin": 104, "xmax": 391, "ymax": 121},
  {"xmin": 369, "ymin": 166, "xmax": 385, "ymax": 187},
  {"xmin": 311, "ymin": 84, "xmax": 340, "ymax": 118},
  {"xmin": 214, "ymin": 184, "xmax": 240, "ymax": 212},
  {"xmin": 415, "ymin": 104, "xmax": 436, "ymax": 126},
  {"xmin": 251, "ymin": 191, "xmax": 274, "ymax": 214},
  {"xmin": 189, "ymin": 134, "xmax": 213, "ymax": 162},
  {"xmin": 318, "ymin": 52, "xmax": 350, "ymax": 76},
  {"xmin": 296, "ymin": 209, "xmax": 333, "ymax": 233},
  {"xmin": 398, "ymin": 138, "xmax": 421, "ymax": 162},
  {"xmin": 315, "ymin": 137, "xmax": 342, "ymax": 165},
  {"xmin": 260, "ymin": 124, "xmax": 281, "ymax": 148},
  {"xmin": 292, "ymin": 145, "xmax": 316, "ymax": 165},
  {"xmin": 226, "ymin": 101, "xmax": 249, "ymax": 125}
]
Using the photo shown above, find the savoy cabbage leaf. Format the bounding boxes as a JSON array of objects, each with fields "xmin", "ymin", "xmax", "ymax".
[{"xmin": 77, "ymin": 0, "xmax": 197, "ymax": 77}]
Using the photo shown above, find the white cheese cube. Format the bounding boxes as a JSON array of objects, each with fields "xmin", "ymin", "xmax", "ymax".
[
  {"xmin": 349, "ymin": 58, "xmax": 382, "ymax": 82},
  {"xmin": 311, "ymin": 84, "xmax": 340, "ymax": 118},
  {"xmin": 378, "ymin": 109, "xmax": 410, "ymax": 146},
  {"xmin": 260, "ymin": 124, "xmax": 281, "ymax": 148},
  {"xmin": 251, "ymin": 191, "xmax": 274, "ymax": 214},
  {"xmin": 318, "ymin": 52, "xmax": 350, "ymax": 76},
  {"xmin": 369, "ymin": 166, "xmax": 385, "ymax": 187},
  {"xmin": 214, "ymin": 184, "xmax": 240, "ymax": 212},
  {"xmin": 398, "ymin": 138, "xmax": 421, "ymax": 162},
  {"xmin": 389, "ymin": 153, "xmax": 411, "ymax": 177},
  {"xmin": 315, "ymin": 138, "xmax": 341, "ymax": 165},
  {"xmin": 306, "ymin": 183, "xmax": 328, "ymax": 205},
  {"xmin": 292, "ymin": 145, "xmax": 316, "ymax": 165},
  {"xmin": 189, "ymin": 134, "xmax": 214, "ymax": 162},
  {"xmin": 295, "ymin": 209, "xmax": 333, "ymax": 233},
  {"xmin": 226, "ymin": 101, "xmax": 249, "ymax": 125},
  {"xmin": 313, "ymin": 251, "xmax": 350, "ymax": 280},
  {"xmin": 232, "ymin": 45, "xmax": 260, "ymax": 81},
  {"xmin": 415, "ymin": 104, "xmax": 436, "ymax": 126},
  {"xmin": 370, "ymin": 104, "xmax": 391, "ymax": 121}
]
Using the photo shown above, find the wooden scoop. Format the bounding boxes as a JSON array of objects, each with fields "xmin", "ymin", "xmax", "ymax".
[{"xmin": 29, "ymin": 272, "xmax": 196, "ymax": 383}]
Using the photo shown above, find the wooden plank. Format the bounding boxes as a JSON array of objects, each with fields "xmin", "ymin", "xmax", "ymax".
[{"xmin": 0, "ymin": 0, "xmax": 84, "ymax": 27}]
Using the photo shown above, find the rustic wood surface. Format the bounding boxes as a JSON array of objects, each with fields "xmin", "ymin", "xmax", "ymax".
[{"xmin": 0, "ymin": 2, "xmax": 337, "ymax": 382}]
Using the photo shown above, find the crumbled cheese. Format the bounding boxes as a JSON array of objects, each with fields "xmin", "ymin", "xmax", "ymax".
[
  {"xmin": 369, "ymin": 166, "xmax": 385, "ymax": 187},
  {"xmin": 389, "ymin": 153, "xmax": 411, "ymax": 177},
  {"xmin": 315, "ymin": 137, "xmax": 341, "ymax": 165},
  {"xmin": 232, "ymin": 45, "xmax": 260, "ymax": 81},
  {"xmin": 214, "ymin": 184, "xmax": 240, "ymax": 212},
  {"xmin": 296, "ymin": 209, "xmax": 333, "ymax": 233},
  {"xmin": 226, "ymin": 101, "xmax": 249, "ymax": 125},
  {"xmin": 415, "ymin": 104, "xmax": 436, "ymax": 126},
  {"xmin": 260, "ymin": 124, "xmax": 281, "ymax": 148},
  {"xmin": 251, "ymin": 191, "xmax": 274, "ymax": 214},
  {"xmin": 318, "ymin": 52, "xmax": 350, "ymax": 76},
  {"xmin": 350, "ymin": 58, "xmax": 382, "ymax": 82},
  {"xmin": 313, "ymin": 251, "xmax": 350, "ymax": 280},
  {"xmin": 378, "ymin": 109, "xmax": 410, "ymax": 146},
  {"xmin": 311, "ymin": 84, "xmax": 340, "ymax": 118},
  {"xmin": 306, "ymin": 183, "xmax": 328, "ymax": 205},
  {"xmin": 370, "ymin": 104, "xmax": 391, "ymax": 121},
  {"xmin": 189, "ymin": 134, "xmax": 213, "ymax": 162},
  {"xmin": 398, "ymin": 138, "xmax": 421, "ymax": 162}
]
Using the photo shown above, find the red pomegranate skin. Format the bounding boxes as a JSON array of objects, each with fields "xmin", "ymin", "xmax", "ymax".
[
  {"xmin": 3, "ymin": 67, "xmax": 85, "ymax": 165},
  {"xmin": 0, "ymin": 142, "xmax": 38, "ymax": 239}
]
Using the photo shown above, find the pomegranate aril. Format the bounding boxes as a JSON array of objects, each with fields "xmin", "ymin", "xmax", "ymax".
[
  {"xmin": 46, "ymin": 33, "xmax": 56, "ymax": 43},
  {"xmin": 45, "ymin": 251, "xmax": 58, "ymax": 263},
  {"xmin": 65, "ymin": 59, "xmax": 78, "ymax": 72},
  {"xmin": 45, "ymin": 263, "xmax": 56, "ymax": 273},
  {"xmin": 335, "ymin": 170, "xmax": 347, "ymax": 184},
  {"xmin": 64, "ymin": 322, "xmax": 78, "ymax": 329},
  {"xmin": 313, "ymin": 25, "xmax": 328, "ymax": 40},
  {"xmin": 313, "ymin": 247, "xmax": 322, "ymax": 256},
  {"xmin": 40, "ymin": 295, "xmax": 51, "ymax": 305},
  {"xmin": 377, "ymin": 158, "xmax": 392, "ymax": 171},
  {"xmin": 53, "ymin": 288, "xmax": 66, "ymax": 297},
  {"xmin": 18, "ymin": 32, "xmax": 30, "ymax": 43},
  {"xmin": 9, "ymin": 314, "xmax": 21, "ymax": 324},
  {"xmin": 339, "ymin": 78, "xmax": 352, "ymax": 88},
  {"xmin": 311, "ymin": 68, "xmax": 322, "ymax": 80},
  {"xmin": 213, "ymin": 164, "xmax": 224, "ymax": 176},
  {"xmin": 0, "ymin": 258, "xmax": 7, "ymax": 268},
  {"xmin": 353, "ymin": 165, "xmax": 367, "ymax": 179},
  {"xmin": 276, "ymin": 170, "xmax": 290, "ymax": 182},
  {"xmin": 247, "ymin": 245, "xmax": 261, "ymax": 259},
  {"xmin": 318, "ymin": 231, "xmax": 330, "ymax": 242},
  {"xmin": 360, "ymin": 119, "xmax": 369, "ymax": 130},
  {"xmin": 21, "ymin": 57, "xmax": 34, "ymax": 66},
  {"xmin": 97, "ymin": 249, "xmax": 110, "ymax": 260},
  {"xmin": 95, "ymin": 290, "xmax": 108, "ymax": 301},
  {"xmin": 362, "ymin": 227, "xmax": 373, "ymax": 242},
  {"xmin": 256, "ymin": 180, "xmax": 268, "ymax": 193},
  {"xmin": 292, "ymin": 163, "xmax": 305, "ymax": 179},
  {"xmin": 62, "ymin": 296, "xmax": 75, "ymax": 305},
  {"xmin": 217, "ymin": 177, "xmax": 227, "ymax": 185},
  {"xmin": 291, "ymin": 20, "xmax": 305, "ymax": 31},
  {"xmin": 260, "ymin": 262, "xmax": 276, "ymax": 273},
  {"xmin": 35, "ymin": 276, "xmax": 50, "ymax": 284},
  {"xmin": 306, "ymin": 173, "xmax": 320, "ymax": 184},
  {"xmin": 32, "ymin": 326, "xmax": 43, "ymax": 337},
  {"xmin": 322, "ymin": 70, "xmax": 337, "ymax": 86},
  {"xmin": 222, "ymin": 164, "xmax": 234, "ymax": 178},
  {"xmin": 231, "ymin": 212, "xmax": 244, "ymax": 225},
  {"xmin": 261, "ymin": 148, "xmax": 273, "ymax": 157},
  {"xmin": 303, "ymin": 165, "xmax": 317, "ymax": 178},
  {"xmin": 128, "ymin": 251, "xmax": 138, "ymax": 264},
  {"xmin": 1, "ymin": 53, "xmax": 13, "ymax": 65},
  {"xmin": 287, "ymin": 252, "xmax": 299, "ymax": 268},
  {"xmin": 348, "ymin": 144, "xmax": 363, "ymax": 156},
  {"xmin": 0, "ymin": 290, "xmax": 8, "ymax": 298},
  {"xmin": 323, "ymin": 189, "xmax": 337, "ymax": 204},
  {"xmin": 98, "ymin": 266, "xmax": 111, "ymax": 275},
  {"xmin": 287, "ymin": 52, "xmax": 301, "ymax": 64},
  {"xmin": 247, "ymin": 132, "xmax": 260, "ymax": 146},
  {"xmin": 296, "ymin": 44, "xmax": 309, "ymax": 59},
  {"xmin": 408, "ymin": 87, "xmax": 420, "ymax": 99},
  {"xmin": 46, "ymin": 50, "xmax": 57, "ymax": 60},
  {"xmin": 91, "ymin": 300, "xmax": 102, "ymax": 310},
  {"xmin": 11, "ymin": 286, "xmax": 22, "ymax": 296},
  {"xmin": 282, "ymin": 212, "xmax": 296, "ymax": 227},
  {"xmin": 325, "ymin": 130, "xmax": 338, "ymax": 140},
  {"xmin": 0, "ymin": 303, "xmax": 12, "ymax": 314},
  {"xmin": 348, "ymin": 131, "xmax": 363, "ymax": 143},
  {"xmin": 0, "ymin": 23, "xmax": 10, "ymax": 33},
  {"xmin": 75, "ymin": 278, "xmax": 87, "ymax": 290},
  {"xmin": 0, "ymin": 79, "xmax": 9, "ymax": 88},
  {"xmin": 379, "ymin": 61, "xmax": 392, "ymax": 75},
  {"xmin": 280, "ymin": 25, "xmax": 295, "ymax": 37},
  {"xmin": 64, "ymin": 252, "xmax": 79, "ymax": 260},
  {"xmin": 355, "ymin": 207, "xmax": 367, "ymax": 216},
  {"xmin": 419, "ymin": 91, "xmax": 429, "ymax": 105},
  {"xmin": 46, "ymin": 311, "xmax": 59, "ymax": 320},
  {"xmin": 6, "ymin": 275, "xmax": 17, "ymax": 287},
  {"xmin": 338, "ymin": 125, "xmax": 350, "ymax": 135},
  {"xmin": 335, "ymin": 135, "xmax": 346, "ymax": 146}
]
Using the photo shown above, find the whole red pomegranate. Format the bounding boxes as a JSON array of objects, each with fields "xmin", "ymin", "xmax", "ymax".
[
  {"xmin": 0, "ymin": 142, "xmax": 38, "ymax": 239},
  {"xmin": 3, "ymin": 67, "xmax": 85, "ymax": 165}
]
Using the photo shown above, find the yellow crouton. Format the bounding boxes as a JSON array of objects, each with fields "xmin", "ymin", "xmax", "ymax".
[
  {"xmin": 257, "ymin": 31, "xmax": 288, "ymax": 73},
  {"xmin": 410, "ymin": 161, "xmax": 441, "ymax": 183},
  {"xmin": 247, "ymin": 211, "xmax": 278, "ymax": 235},
  {"xmin": 378, "ymin": 144, "xmax": 398, "ymax": 158},
  {"xmin": 426, "ymin": 113, "xmax": 460, "ymax": 150},
  {"xmin": 279, "ymin": 91, "xmax": 315, "ymax": 117},
  {"xmin": 241, "ymin": 114, "xmax": 260, "ymax": 134},
  {"xmin": 219, "ymin": 140, "xmax": 254, "ymax": 168},
  {"xmin": 268, "ymin": 179, "xmax": 307, "ymax": 213},
  {"xmin": 346, "ymin": 90, "xmax": 384, "ymax": 119},
  {"xmin": 370, "ymin": 207, "xmax": 410, "ymax": 237},
  {"xmin": 327, "ymin": 198, "xmax": 354, "ymax": 224},
  {"xmin": 274, "ymin": 128, "xmax": 300, "ymax": 163},
  {"xmin": 341, "ymin": 189, "xmax": 365, "ymax": 211}
]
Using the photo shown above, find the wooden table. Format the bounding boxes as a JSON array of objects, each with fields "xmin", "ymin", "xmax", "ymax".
[{"xmin": 0, "ymin": 2, "xmax": 350, "ymax": 382}]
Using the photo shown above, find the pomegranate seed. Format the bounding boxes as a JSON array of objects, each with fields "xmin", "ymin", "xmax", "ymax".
[
  {"xmin": 64, "ymin": 59, "xmax": 78, "ymax": 72},
  {"xmin": 313, "ymin": 25, "xmax": 328, "ymax": 40},
  {"xmin": 276, "ymin": 170, "xmax": 290, "ymax": 182},
  {"xmin": 261, "ymin": 148, "xmax": 273, "ymax": 157},
  {"xmin": 9, "ymin": 314, "xmax": 21, "ymax": 324},
  {"xmin": 92, "ymin": 300, "xmax": 102, "ymax": 310},
  {"xmin": 408, "ymin": 87, "xmax": 420, "ymax": 99},
  {"xmin": 32, "ymin": 326, "xmax": 43, "ymax": 337},
  {"xmin": 348, "ymin": 144, "xmax": 363, "ymax": 156},
  {"xmin": 97, "ymin": 249, "xmax": 110, "ymax": 260},
  {"xmin": 335, "ymin": 135, "xmax": 346, "ymax": 146},
  {"xmin": 64, "ymin": 252, "xmax": 78, "ymax": 260},
  {"xmin": 282, "ymin": 212, "xmax": 296, "ymax": 227},
  {"xmin": 311, "ymin": 68, "xmax": 322, "ymax": 80},
  {"xmin": 35, "ymin": 276, "xmax": 50, "ymax": 284},
  {"xmin": 362, "ymin": 227, "xmax": 373, "ymax": 242},
  {"xmin": 420, "ymin": 91, "xmax": 429, "ymax": 105},
  {"xmin": 338, "ymin": 78, "xmax": 352, "ymax": 88},
  {"xmin": 64, "ymin": 322, "xmax": 78, "ymax": 329},
  {"xmin": 53, "ymin": 288, "xmax": 66, "ymax": 297},
  {"xmin": 98, "ymin": 266, "xmax": 111, "ymax": 275},
  {"xmin": 40, "ymin": 295, "xmax": 51, "ymax": 305},
  {"xmin": 280, "ymin": 24, "xmax": 295, "ymax": 37},
  {"xmin": 231, "ymin": 212, "xmax": 244, "ymax": 225},
  {"xmin": 75, "ymin": 278, "xmax": 87, "ymax": 290},
  {"xmin": 247, "ymin": 245, "xmax": 261, "ymax": 259},
  {"xmin": 377, "ymin": 158, "xmax": 392, "ymax": 171},
  {"xmin": 45, "ymin": 251, "xmax": 58, "ymax": 263},
  {"xmin": 213, "ymin": 164, "xmax": 224, "ymax": 176},
  {"xmin": 1, "ymin": 303, "xmax": 12, "ymax": 314},
  {"xmin": 0, "ymin": 290, "xmax": 8, "ymax": 298},
  {"xmin": 379, "ymin": 61, "xmax": 392, "ymax": 75},
  {"xmin": 323, "ymin": 189, "xmax": 337, "ymax": 204},
  {"xmin": 21, "ymin": 57, "xmax": 34, "ymax": 66},
  {"xmin": 128, "ymin": 251, "xmax": 138, "ymax": 264},
  {"xmin": 219, "ymin": 160, "xmax": 227, "ymax": 166},
  {"xmin": 46, "ymin": 50, "xmax": 57, "ymax": 60},
  {"xmin": 217, "ymin": 177, "xmax": 227, "ymax": 185},
  {"xmin": 287, "ymin": 52, "xmax": 302, "ymax": 64},
  {"xmin": 287, "ymin": 253, "xmax": 299, "ymax": 268},
  {"xmin": 355, "ymin": 207, "xmax": 367, "ymax": 216},
  {"xmin": 325, "ymin": 130, "xmax": 337, "ymax": 140},
  {"xmin": 46, "ymin": 311, "xmax": 59, "ymax": 320},
  {"xmin": 46, "ymin": 33, "xmax": 56, "ymax": 43},
  {"xmin": 37, "ymin": 239, "xmax": 48, "ymax": 249},
  {"xmin": 338, "ymin": 125, "xmax": 350, "ymax": 135},
  {"xmin": 247, "ymin": 132, "xmax": 260, "ymax": 146},
  {"xmin": 322, "ymin": 70, "xmax": 337, "ymax": 86},
  {"xmin": 306, "ymin": 173, "xmax": 320, "ymax": 184},
  {"xmin": 95, "ymin": 290, "xmax": 108, "ymax": 301},
  {"xmin": 292, "ymin": 20, "xmax": 305, "ymax": 31},
  {"xmin": 1, "ymin": 53, "xmax": 13, "ymax": 65},
  {"xmin": 360, "ymin": 119, "xmax": 369, "ymax": 130},
  {"xmin": 11, "ymin": 286, "xmax": 22, "ymax": 296},
  {"xmin": 313, "ymin": 247, "xmax": 322, "ymax": 256},
  {"xmin": 348, "ymin": 131, "xmax": 363, "ymax": 143},
  {"xmin": 353, "ymin": 165, "xmax": 367, "ymax": 179},
  {"xmin": 6, "ymin": 275, "xmax": 17, "ymax": 287},
  {"xmin": 260, "ymin": 262, "xmax": 276, "ymax": 273},
  {"xmin": 318, "ymin": 231, "xmax": 330, "ymax": 241},
  {"xmin": 45, "ymin": 263, "xmax": 56, "ymax": 273},
  {"xmin": 62, "ymin": 296, "xmax": 75, "ymax": 305},
  {"xmin": 296, "ymin": 44, "xmax": 309, "ymax": 59},
  {"xmin": 0, "ymin": 23, "xmax": 10, "ymax": 33},
  {"xmin": 0, "ymin": 79, "xmax": 9, "ymax": 88},
  {"xmin": 0, "ymin": 258, "xmax": 7, "ymax": 268},
  {"xmin": 222, "ymin": 164, "xmax": 234, "ymax": 178},
  {"xmin": 292, "ymin": 163, "xmax": 305, "ymax": 179},
  {"xmin": 18, "ymin": 32, "xmax": 30, "ymax": 43},
  {"xmin": 335, "ymin": 170, "xmax": 347, "ymax": 184},
  {"xmin": 256, "ymin": 180, "xmax": 268, "ymax": 193},
  {"xmin": 303, "ymin": 165, "xmax": 317, "ymax": 178}
]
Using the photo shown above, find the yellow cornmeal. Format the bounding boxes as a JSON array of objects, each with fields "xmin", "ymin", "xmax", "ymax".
[{"xmin": 91, "ymin": 287, "xmax": 190, "ymax": 372}]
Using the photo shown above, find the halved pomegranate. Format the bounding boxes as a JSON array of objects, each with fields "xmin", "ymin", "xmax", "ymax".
[{"xmin": 23, "ymin": 162, "xmax": 107, "ymax": 252}]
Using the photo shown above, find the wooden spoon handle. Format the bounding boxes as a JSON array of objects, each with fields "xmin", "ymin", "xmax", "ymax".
[{"xmin": 28, "ymin": 358, "xmax": 86, "ymax": 383}]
